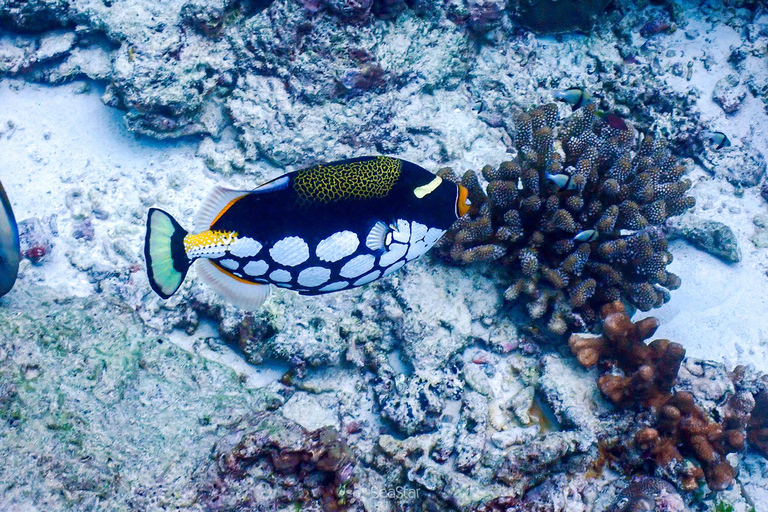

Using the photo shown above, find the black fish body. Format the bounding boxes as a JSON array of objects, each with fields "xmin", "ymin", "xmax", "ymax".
[{"xmin": 145, "ymin": 156, "xmax": 469, "ymax": 309}]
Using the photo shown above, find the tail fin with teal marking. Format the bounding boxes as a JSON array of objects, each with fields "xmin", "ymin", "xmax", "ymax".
[{"xmin": 145, "ymin": 208, "xmax": 190, "ymax": 299}]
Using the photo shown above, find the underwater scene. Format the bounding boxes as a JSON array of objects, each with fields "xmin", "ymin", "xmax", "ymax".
[{"xmin": 1, "ymin": 0, "xmax": 768, "ymax": 510}]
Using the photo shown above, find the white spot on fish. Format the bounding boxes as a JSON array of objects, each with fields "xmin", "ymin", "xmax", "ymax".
[
  {"xmin": 353, "ymin": 270, "xmax": 381, "ymax": 286},
  {"xmin": 424, "ymin": 228, "xmax": 445, "ymax": 246},
  {"xmin": 297, "ymin": 266, "xmax": 331, "ymax": 287},
  {"xmin": 339, "ymin": 254, "xmax": 375, "ymax": 279},
  {"xmin": 270, "ymin": 237, "xmax": 309, "ymax": 266},
  {"xmin": 379, "ymin": 242, "xmax": 407, "ymax": 266},
  {"xmin": 392, "ymin": 219, "xmax": 410, "ymax": 243},
  {"xmin": 382, "ymin": 259, "xmax": 406, "ymax": 276},
  {"xmin": 243, "ymin": 260, "xmax": 269, "ymax": 277},
  {"xmin": 219, "ymin": 258, "xmax": 239, "ymax": 271},
  {"xmin": 410, "ymin": 222, "xmax": 428, "ymax": 242},
  {"xmin": 319, "ymin": 281, "xmax": 348, "ymax": 292},
  {"xmin": 406, "ymin": 240, "xmax": 431, "ymax": 261},
  {"xmin": 316, "ymin": 231, "xmax": 359, "ymax": 262},
  {"xmin": 190, "ymin": 247, "xmax": 226, "ymax": 259},
  {"xmin": 229, "ymin": 237, "xmax": 262, "ymax": 258},
  {"xmin": 269, "ymin": 269, "xmax": 292, "ymax": 283}
]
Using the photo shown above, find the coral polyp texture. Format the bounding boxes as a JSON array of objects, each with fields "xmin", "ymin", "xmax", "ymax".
[
  {"xmin": 437, "ymin": 103, "xmax": 694, "ymax": 333},
  {"xmin": 570, "ymin": 302, "xmax": 754, "ymax": 492}
]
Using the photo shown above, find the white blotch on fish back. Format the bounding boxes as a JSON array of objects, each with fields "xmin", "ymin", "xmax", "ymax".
[
  {"xmin": 243, "ymin": 260, "xmax": 269, "ymax": 277},
  {"xmin": 316, "ymin": 231, "xmax": 359, "ymax": 262},
  {"xmin": 269, "ymin": 269, "xmax": 292, "ymax": 283},
  {"xmin": 219, "ymin": 258, "xmax": 239, "ymax": 270},
  {"xmin": 353, "ymin": 270, "xmax": 380, "ymax": 287},
  {"xmin": 297, "ymin": 266, "xmax": 331, "ymax": 287},
  {"xmin": 319, "ymin": 281, "xmax": 348, "ymax": 292},
  {"xmin": 379, "ymin": 243, "xmax": 407, "ymax": 266},
  {"xmin": 406, "ymin": 240, "xmax": 431, "ymax": 261},
  {"xmin": 270, "ymin": 237, "xmax": 309, "ymax": 266},
  {"xmin": 392, "ymin": 219, "xmax": 410, "ymax": 243},
  {"xmin": 410, "ymin": 222, "xmax": 428, "ymax": 242},
  {"xmin": 229, "ymin": 237, "xmax": 262, "ymax": 258},
  {"xmin": 424, "ymin": 228, "xmax": 445, "ymax": 246},
  {"xmin": 383, "ymin": 259, "xmax": 406, "ymax": 276},
  {"xmin": 339, "ymin": 254, "xmax": 375, "ymax": 279}
]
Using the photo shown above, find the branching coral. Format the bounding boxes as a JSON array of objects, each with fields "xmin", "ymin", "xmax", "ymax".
[
  {"xmin": 570, "ymin": 302, "xmax": 750, "ymax": 491},
  {"xmin": 437, "ymin": 103, "xmax": 694, "ymax": 334}
]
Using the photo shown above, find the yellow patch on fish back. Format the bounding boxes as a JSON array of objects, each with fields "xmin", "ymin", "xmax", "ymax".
[
  {"xmin": 184, "ymin": 230, "xmax": 238, "ymax": 256},
  {"xmin": 293, "ymin": 156, "xmax": 401, "ymax": 204}
]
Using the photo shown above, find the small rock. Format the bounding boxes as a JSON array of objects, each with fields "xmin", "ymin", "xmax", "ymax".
[
  {"xmin": 34, "ymin": 31, "xmax": 76, "ymax": 63},
  {"xmin": 490, "ymin": 426, "xmax": 538, "ymax": 448},
  {"xmin": 281, "ymin": 392, "xmax": 338, "ymax": 431},
  {"xmin": 699, "ymin": 142, "xmax": 766, "ymax": 188},
  {"xmin": 713, "ymin": 74, "xmax": 748, "ymax": 114},
  {"xmin": 667, "ymin": 217, "xmax": 741, "ymax": 263}
]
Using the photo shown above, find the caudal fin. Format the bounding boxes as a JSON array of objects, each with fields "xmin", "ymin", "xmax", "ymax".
[{"xmin": 145, "ymin": 208, "xmax": 190, "ymax": 299}]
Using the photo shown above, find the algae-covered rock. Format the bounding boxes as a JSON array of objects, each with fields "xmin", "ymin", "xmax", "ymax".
[
  {"xmin": 668, "ymin": 217, "xmax": 742, "ymax": 263},
  {"xmin": 0, "ymin": 287, "xmax": 276, "ymax": 509}
]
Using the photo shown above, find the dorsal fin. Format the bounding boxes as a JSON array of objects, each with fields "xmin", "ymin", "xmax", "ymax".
[
  {"xmin": 195, "ymin": 187, "xmax": 247, "ymax": 232},
  {"xmin": 196, "ymin": 259, "xmax": 271, "ymax": 310},
  {"xmin": 255, "ymin": 175, "xmax": 290, "ymax": 193}
]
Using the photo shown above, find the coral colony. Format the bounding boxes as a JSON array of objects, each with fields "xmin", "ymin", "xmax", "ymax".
[
  {"xmin": 437, "ymin": 103, "xmax": 694, "ymax": 334},
  {"xmin": 569, "ymin": 302, "xmax": 763, "ymax": 491},
  {"xmin": 438, "ymin": 103, "xmax": 768, "ymax": 494}
]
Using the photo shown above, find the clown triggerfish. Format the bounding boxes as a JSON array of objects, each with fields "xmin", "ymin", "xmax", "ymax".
[{"xmin": 145, "ymin": 156, "xmax": 470, "ymax": 309}]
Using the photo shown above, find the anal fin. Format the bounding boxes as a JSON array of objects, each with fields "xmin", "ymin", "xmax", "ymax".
[{"xmin": 196, "ymin": 259, "xmax": 271, "ymax": 310}]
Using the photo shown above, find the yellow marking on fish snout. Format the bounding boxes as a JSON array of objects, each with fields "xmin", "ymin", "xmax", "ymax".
[{"xmin": 414, "ymin": 176, "xmax": 442, "ymax": 198}]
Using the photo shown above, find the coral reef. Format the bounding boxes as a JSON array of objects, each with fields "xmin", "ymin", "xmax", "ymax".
[
  {"xmin": 3, "ymin": 0, "xmax": 768, "ymax": 510},
  {"xmin": 570, "ymin": 302, "xmax": 755, "ymax": 491},
  {"xmin": 438, "ymin": 103, "xmax": 694, "ymax": 334}
]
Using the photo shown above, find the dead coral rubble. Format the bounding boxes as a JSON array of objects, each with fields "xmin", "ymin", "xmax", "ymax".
[
  {"xmin": 196, "ymin": 412, "xmax": 354, "ymax": 511},
  {"xmin": 438, "ymin": 103, "xmax": 694, "ymax": 334},
  {"xmin": 570, "ymin": 302, "xmax": 754, "ymax": 492}
]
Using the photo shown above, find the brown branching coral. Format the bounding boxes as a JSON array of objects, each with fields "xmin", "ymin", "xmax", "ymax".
[
  {"xmin": 570, "ymin": 302, "xmax": 752, "ymax": 491},
  {"xmin": 438, "ymin": 103, "xmax": 694, "ymax": 334}
]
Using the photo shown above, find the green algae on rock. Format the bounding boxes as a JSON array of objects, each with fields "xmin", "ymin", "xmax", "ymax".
[
  {"xmin": 438, "ymin": 103, "xmax": 695, "ymax": 334},
  {"xmin": 0, "ymin": 287, "xmax": 279, "ymax": 510}
]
